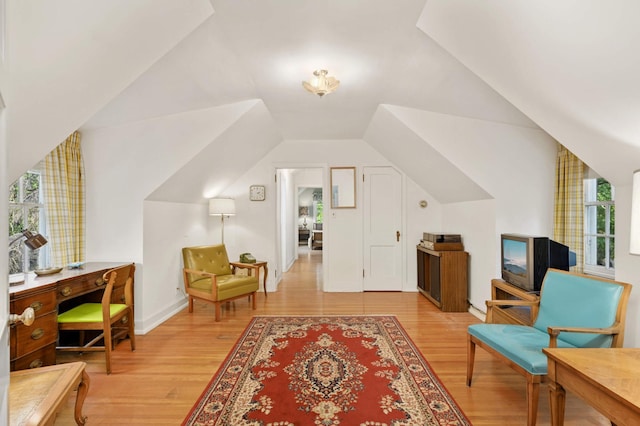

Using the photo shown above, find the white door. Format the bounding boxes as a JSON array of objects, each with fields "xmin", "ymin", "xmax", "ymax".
[{"xmin": 363, "ymin": 167, "xmax": 402, "ymax": 291}]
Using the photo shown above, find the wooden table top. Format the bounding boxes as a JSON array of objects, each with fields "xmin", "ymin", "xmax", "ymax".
[
  {"xmin": 9, "ymin": 262, "xmax": 130, "ymax": 296},
  {"xmin": 10, "ymin": 361, "xmax": 87, "ymax": 425},
  {"xmin": 543, "ymin": 348, "xmax": 640, "ymax": 410}
]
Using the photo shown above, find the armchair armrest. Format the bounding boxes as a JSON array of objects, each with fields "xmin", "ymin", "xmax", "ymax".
[
  {"xmin": 230, "ymin": 262, "xmax": 260, "ymax": 276},
  {"xmin": 485, "ymin": 299, "xmax": 539, "ymax": 324},
  {"xmin": 547, "ymin": 321, "xmax": 623, "ymax": 348},
  {"xmin": 485, "ymin": 299, "xmax": 539, "ymax": 308}
]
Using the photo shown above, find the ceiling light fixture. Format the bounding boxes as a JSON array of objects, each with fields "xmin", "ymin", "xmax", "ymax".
[{"xmin": 302, "ymin": 69, "xmax": 340, "ymax": 97}]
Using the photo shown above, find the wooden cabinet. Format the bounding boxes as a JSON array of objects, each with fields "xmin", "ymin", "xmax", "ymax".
[
  {"xmin": 298, "ymin": 228, "xmax": 310, "ymax": 245},
  {"xmin": 9, "ymin": 262, "xmax": 132, "ymax": 371},
  {"xmin": 10, "ymin": 286, "xmax": 58, "ymax": 370},
  {"xmin": 416, "ymin": 245, "xmax": 469, "ymax": 312},
  {"xmin": 489, "ymin": 279, "xmax": 539, "ymax": 325}
]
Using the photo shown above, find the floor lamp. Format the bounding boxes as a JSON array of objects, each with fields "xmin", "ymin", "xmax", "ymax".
[{"xmin": 209, "ymin": 198, "xmax": 236, "ymax": 244}]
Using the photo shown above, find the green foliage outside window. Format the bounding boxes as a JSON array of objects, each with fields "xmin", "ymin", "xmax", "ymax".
[{"xmin": 9, "ymin": 171, "xmax": 45, "ymax": 274}]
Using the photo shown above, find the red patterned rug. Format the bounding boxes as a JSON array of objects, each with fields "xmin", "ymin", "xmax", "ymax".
[{"xmin": 183, "ymin": 315, "xmax": 471, "ymax": 425}]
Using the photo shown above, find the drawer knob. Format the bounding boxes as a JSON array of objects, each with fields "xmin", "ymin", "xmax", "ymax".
[
  {"xmin": 8, "ymin": 307, "xmax": 35, "ymax": 326},
  {"xmin": 29, "ymin": 359, "xmax": 44, "ymax": 369},
  {"xmin": 30, "ymin": 328, "xmax": 45, "ymax": 340},
  {"xmin": 60, "ymin": 286, "xmax": 72, "ymax": 297},
  {"xmin": 95, "ymin": 277, "xmax": 105, "ymax": 286},
  {"xmin": 30, "ymin": 301, "xmax": 43, "ymax": 312}
]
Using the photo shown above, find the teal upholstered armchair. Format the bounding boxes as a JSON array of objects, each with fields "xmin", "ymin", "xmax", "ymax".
[
  {"xmin": 467, "ymin": 269, "xmax": 632, "ymax": 426},
  {"xmin": 182, "ymin": 244, "xmax": 260, "ymax": 321}
]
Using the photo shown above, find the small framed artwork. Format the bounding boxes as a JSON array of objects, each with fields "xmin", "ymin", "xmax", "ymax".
[{"xmin": 249, "ymin": 185, "xmax": 266, "ymax": 201}]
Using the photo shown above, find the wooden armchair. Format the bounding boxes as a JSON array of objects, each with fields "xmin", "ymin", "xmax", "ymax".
[
  {"xmin": 467, "ymin": 269, "xmax": 632, "ymax": 426},
  {"xmin": 182, "ymin": 244, "xmax": 260, "ymax": 321}
]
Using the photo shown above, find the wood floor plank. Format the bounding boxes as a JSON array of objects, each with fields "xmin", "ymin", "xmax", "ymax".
[{"xmin": 53, "ymin": 248, "xmax": 609, "ymax": 425}]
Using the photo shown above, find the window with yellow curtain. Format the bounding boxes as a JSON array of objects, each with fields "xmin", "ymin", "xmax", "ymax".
[
  {"xmin": 553, "ymin": 143, "xmax": 585, "ymax": 273},
  {"xmin": 554, "ymin": 143, "xmax": 616, "ymax": 277},
  {"xmin": 43, "ymin": 131, "xmax": 85, "ymax": 267}
]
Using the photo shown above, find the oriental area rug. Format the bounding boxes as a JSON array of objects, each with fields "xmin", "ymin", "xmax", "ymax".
[{"xmin": 183, "ymin": 315, "xmax": 471, "ymax": 426}]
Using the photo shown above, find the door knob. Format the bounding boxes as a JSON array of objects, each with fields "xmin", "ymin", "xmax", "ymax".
[
  {"xmin": 9, "ymin": 307, "xmax": 35, "ymax": 326},
  {"xmin": 396, "ymin": 231, "xmax": 401, "ymax": 242}
]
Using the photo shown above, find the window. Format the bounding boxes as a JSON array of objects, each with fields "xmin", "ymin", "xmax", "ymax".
[
  {"xmin": 9, "ymin": 169, "xmax": 49, "ymax": 274},
  {"xmin": 583, "ymin": 177, "xmax": 615, "ymax": 278}
]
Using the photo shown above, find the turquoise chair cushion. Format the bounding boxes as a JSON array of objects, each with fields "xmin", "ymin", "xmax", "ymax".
[
  {"xmin": 58, "ymin": 303, "xmax": 127, "ymax": 323},
  {"xmin": 468, "ymin": 323, "xmax": 576, "ymax": 375},
  {"xmin": 533, "ymin": 270, "xmax": 623, "ymax": 348}
]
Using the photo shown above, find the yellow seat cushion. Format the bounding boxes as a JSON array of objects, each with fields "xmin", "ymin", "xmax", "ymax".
[
  {"xmin": 58, "ymin": 303, "xmax": 127, "ymax": 323},
  {"xmin": 189, "ymin": 275, "xmax": 258, "ymax": 301}
]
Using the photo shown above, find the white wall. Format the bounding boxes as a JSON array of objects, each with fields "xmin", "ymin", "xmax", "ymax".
[
  {"xmin": 442, "ymin": 200, "xmax": 496, "ymax": 311},
  {"xmin": 217, "ymin": 139, "xmax": 440, "ymax": 294},
  {"xmin": 141, "ymin": 200, "xmax": 211, "ymax": 333}
]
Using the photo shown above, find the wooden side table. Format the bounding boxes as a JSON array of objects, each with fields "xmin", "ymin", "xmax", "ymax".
[
  {"xmin": 236, "ymin": 261, "xmax": 268, "ymax": 296},
  {"xmin": 544, "ymin": 348, "xmax": 640, "ymax": 426},
  {"xmin": 10, "ymin": 361, "xmax": 90, "ymax": 425}
]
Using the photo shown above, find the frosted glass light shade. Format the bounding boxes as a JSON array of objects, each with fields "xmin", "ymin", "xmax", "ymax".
[
  {"xmin": 209, "ymin": 198, "xmax": 236, "ymax": 216},
  {"xmin": 630, "ymin": 170, "xmax": 640, "ymax": 255}
]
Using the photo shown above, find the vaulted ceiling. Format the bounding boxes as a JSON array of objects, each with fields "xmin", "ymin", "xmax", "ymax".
[{"xmin": 8, "ymin": 1, "xmax": 640, "ymax": 193}]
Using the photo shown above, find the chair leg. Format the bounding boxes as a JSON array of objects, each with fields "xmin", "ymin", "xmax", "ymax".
[
  {"xmin": 188, "ymin": 296, "xmax": 194, "ymax": 313},
  {"xmin": 104, "ymin": 323, "xmax": 113, "ymax": 375},
  {"xmin": 215, "ymin": 302, "xmax": 221, "ymax": 322},
  {"xmin": 128, "ymin": 313, "xmax": 136, "ymax": 352},
  {"xmin": 252, "ymin": 292, "xmax": 257, "ymax": 310},
  {"xmin": 466, "ymin": 334, "xmax": 476, "ymax": 386},
  {"xmin": 526, "ymin": 375, "xmax": 541, "ymax": 426}
]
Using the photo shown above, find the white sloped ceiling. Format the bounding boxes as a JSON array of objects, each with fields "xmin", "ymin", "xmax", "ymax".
[
  {"xmin": 6, "ymin": 0, "xmax": 213, "ymax": 182},
  {"xmin": 418, "ymin": 0, "xmax": 640, "ymax": 186}
]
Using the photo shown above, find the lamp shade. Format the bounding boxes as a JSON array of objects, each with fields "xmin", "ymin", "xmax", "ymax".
[
  {"xmin": 630, "ymin": 170, "xmax": 640, "ymax": 255},
  {"xmin": 209, "ymin": 198, "xmax": 236, "ymax": 216}
]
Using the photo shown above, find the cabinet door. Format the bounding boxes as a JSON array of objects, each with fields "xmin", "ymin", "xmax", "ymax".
[
  {"xmin": 429, "ymin": 255, "xmax": 441, "ymax": 302},
  {"xmin": 416, "ymin": 249, "xmax": 426, "ymax": 292}
]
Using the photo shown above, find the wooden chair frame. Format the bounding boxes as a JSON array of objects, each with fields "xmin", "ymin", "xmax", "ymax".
[
  {"xmin": 58, "ymin": 264, "xmax": 136, "ymax": 374},
  {"xmin": 467, "ymin": 270, "xmax": 632, "ymax": 426},
  {"xmin": 182, "ymin": 262, "xmax": 260, "ymax": 321}
]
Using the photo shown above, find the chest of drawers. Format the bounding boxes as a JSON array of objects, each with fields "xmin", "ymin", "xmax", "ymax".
[{"xmin": 9, "ymin": 262, "xmax": 132, "ymax": 371}]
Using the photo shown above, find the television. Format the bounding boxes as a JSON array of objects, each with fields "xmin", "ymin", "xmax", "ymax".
[{"xmin": 500, "ymin": 233, "xmax": 571, "ymax": 293}]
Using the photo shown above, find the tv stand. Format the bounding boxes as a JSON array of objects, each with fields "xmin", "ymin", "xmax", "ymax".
[{"xmin": 490, "ymin": 279, "xmax": 539, "ymax": 326}]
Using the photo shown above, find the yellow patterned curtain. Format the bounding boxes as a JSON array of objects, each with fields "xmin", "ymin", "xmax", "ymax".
[
  {"xmin": 553, "ymin": 143, "xmax": 584, "ymax": 273},
  {"xmin": 43, "ymin": 131, "xmax": 85, "ymax": 266}
]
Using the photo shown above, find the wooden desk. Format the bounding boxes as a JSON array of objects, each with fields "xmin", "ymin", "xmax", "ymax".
[
  {"xmin": 235, "ymin": 261, "xmax": 268, "ymax": 296},
  {"xmin": 544, "ymin": 348, "xmax": 640, "ymax": 426},
  {"xmin": 9, "ymin": 262, "xmax": 132, "ymax": 371},
  {"xmin": 10, "ymin": 361, "xmax": 90, "ymax": 425}
]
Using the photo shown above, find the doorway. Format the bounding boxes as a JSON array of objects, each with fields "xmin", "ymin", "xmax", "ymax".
[{"xmin": 276, "ymin": 167, "xmax": 325, "ymax": 287}]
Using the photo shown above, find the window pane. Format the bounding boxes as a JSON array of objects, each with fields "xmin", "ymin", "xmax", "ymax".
[
  {"xmin": 27, "ymin": 206, "xmax": 41, "ymax": 231},
  {"xmin": 9, "ymin": 181, "xmax": 19, "ymax": 203},
  {"xmin": 22, "ymin": 172, "xmax": 40, "ymax": 203},
  {"xmin": 9, "ymin": 246, "xmax": 23, "ymax": 275},
  {"xmin": 596, "ymin": 205, "xmax": 607, "ymax": 234},
  {"xmin": 9, "ymin": 205, "xmax": 24, "ymax": 236},
  {"xmin": 596, "ymin": 178, "xmax": 612, "ymax": 201},
  {"xmin": 610, "ymin": 205, "xmax": 615, "ymax": 235},
  {"xmin": 609, "ymin": 237, "xmax": 615, "ymax": 268},
  {"xmin": 596, "ymin": 236, "xmax": 606, "ymax": 266}
]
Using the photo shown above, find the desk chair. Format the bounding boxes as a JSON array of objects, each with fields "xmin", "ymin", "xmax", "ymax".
[
  {"xmin": 57, "ymin": 264, "xmax": 136, "ymax": 374},
  {"xmin": 467, "ymin": 269, "xmax": 631, "ymax": 426}
]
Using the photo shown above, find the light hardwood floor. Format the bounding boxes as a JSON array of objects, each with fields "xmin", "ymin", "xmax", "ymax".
[{"xmin": 56, "ymin": 248, "xmax": 609, "ymax": 425}]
